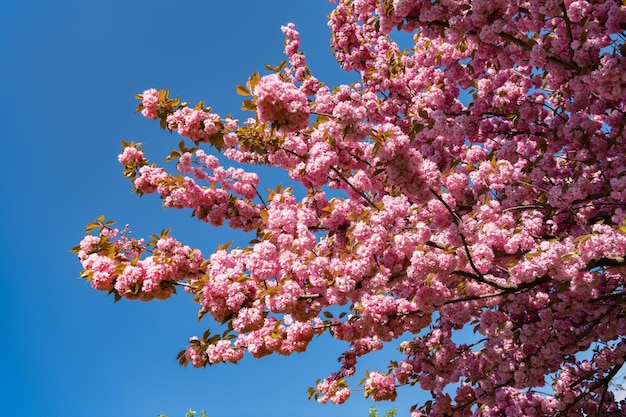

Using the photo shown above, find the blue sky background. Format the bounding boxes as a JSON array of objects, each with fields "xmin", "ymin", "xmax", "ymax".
[{"xmin": 0, "ymin": 1, "xmax": 422, "ymax": 416}]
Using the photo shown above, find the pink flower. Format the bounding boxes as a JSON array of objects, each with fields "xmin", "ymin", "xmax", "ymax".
[
  {"xmin": 117, "ymin": 146, "xmax": 144, "ymax": 166},
  {"xmin": 140, "ymin": 88, "xmax": 160, "ymax": 119},
  {"xmin": 365, "ymin": 372, "xmax": 397, "ymax": 401},
  {"xmin": 166, "ymin": 107, "xmax": 222, "ymax": 142},
  {"xmin": 254, "ymin": 74, "xmax": 310, "ymax": 132}
]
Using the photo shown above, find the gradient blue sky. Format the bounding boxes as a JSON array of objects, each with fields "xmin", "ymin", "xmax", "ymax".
[{"xmin": 0, "ymin": 1, "xmax": 422, "ymax": 416}]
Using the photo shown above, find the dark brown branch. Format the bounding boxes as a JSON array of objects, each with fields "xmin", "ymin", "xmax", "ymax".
[
  {"xmin": 255, "ymin": 188, "xmax": 268, "ymax": 209},
  {"xmin": 557, "ymin": 351, "xmax": 626, "ymax": 416},
  {"xmin": 442, "ymin": 291, "xmax": 506, "ymax": 305},
  {"xmin": 426, "ymin": 240, "xmax": 446, "ymax": 250},
  {"xmin": 565, "ymin": 304, "xmax": 621, "ymax": 350},
  {"xmin": 331, "ymin": 166, "xmax": 378, "ymax": 210},
  {"xmin": 429, "ymin": 188, "xmax": 518, "ymax": 291},
  {"xmin": 560, "ymin": 2, "xmax": 575, "ymax": 61},
  {"xmin": 502, "ymin": 204, "xmax": 546, "ymax": 212},
  {"xmin": 585, "ymin": 256, "xmax": 626, "ymax": 270}
]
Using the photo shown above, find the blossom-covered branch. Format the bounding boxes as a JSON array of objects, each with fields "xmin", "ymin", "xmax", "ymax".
[{"xmin": 75, "ymin": 1, "xmax": 626, "ymax": 415}]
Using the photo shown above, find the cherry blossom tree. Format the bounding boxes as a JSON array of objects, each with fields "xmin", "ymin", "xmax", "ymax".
[{"xmin": 73, "ymin": 0, "xmax": 626, "ymax": 415}]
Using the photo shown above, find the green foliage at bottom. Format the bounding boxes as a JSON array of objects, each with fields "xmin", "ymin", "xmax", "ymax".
[
  {"xmin": 369, "ymin": 405, "xmax": 397, "ymax": 417},
  {"xmin": 157, "ymin": 409, "xmax": 208, "ymax": 417}
]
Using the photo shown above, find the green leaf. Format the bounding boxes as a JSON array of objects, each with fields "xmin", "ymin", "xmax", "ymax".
[
  {"xmin": 241, "ymin": 99, "xmax": 256, "ymax": 112},
  {"xmin": 216, "ymin": 241, "xmax": 234, "ymax": 251},
  {"xmin": 198, "ymin": 309, "xmax": 208, "ymax": 322},
  {"xmin": 165, "ymin": 150, "xmax": 182, "ymax": 163},
  {"xmin": 84, "ymin": 221, "xmax": 100, "ymax": 233},
  {"xmin": 79, "ymin": 269, "xmax": 92, "ymax": 280},
  {"xmin": 248, "ymin": 71, "xmax": 260, "ymax": 91},
  {"xmin": 236, "ymin": 85, "xmax": 250, "ymax": 96}
]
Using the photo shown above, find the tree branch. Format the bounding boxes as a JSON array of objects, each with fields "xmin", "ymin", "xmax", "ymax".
[{"xmin": 331, "ymin": 166, "xmax": 378, "ymax": 210}]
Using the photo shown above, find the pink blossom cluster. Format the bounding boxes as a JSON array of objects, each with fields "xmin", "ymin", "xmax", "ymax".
[
  {"xmin": 364, "ymin": 372, "xmax": 397, "ymax": 402},
  {"xmin": 176, "ymin": 149, "xmax": 260, "ymax": 200},
  {"xmin": 254, "ymin": 74, "xmax": 310, "ymax": 133},
  {"xmin": 118, "ymin": 144, "xmax": 261, "ymax": 230},
  {"xmin": 281, "ymin": 23, "xmax": 309, "ymax": 82},
  {"xmin": 75, "ymin": 222, "xmax": 205, "ymax": 301},
  {"xmin": 315, "ymin": 374, "xmax": 351, "ymax": 405},
  {"xmin": 140, "ymin": 88, "xmax": 160, "ymax": 119},
  {"xmin": 166, "ymin": 107, "xmax": 222, "ymax": 143},
  {"xmin": 76, "ymin": 1, "xmax": 626, "ymax": 416},
  {"xmin": 185, "ymin": 336, "xmax": 244, "ymax": 367},
  {"xmin": 117, "ymin": 146, "xmax": 144, "ymax": 166}
]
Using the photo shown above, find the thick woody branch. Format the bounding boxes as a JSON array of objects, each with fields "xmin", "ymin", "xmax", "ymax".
[{"xmin": 585, "ymin": 256, "xmax": 626, "ymax": 270}]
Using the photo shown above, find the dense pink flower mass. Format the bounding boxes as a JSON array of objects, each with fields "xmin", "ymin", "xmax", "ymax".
[
  {"xmin": 75, "ymin": 1, "xmax": 626, "ymax": 415},
  {"xmin": 139, "ymin": 88, "xmax": 160, "ymax": 119},
  {"xmin": 254, "ymin": 74, "xmax": 310, "ymax": 133}
]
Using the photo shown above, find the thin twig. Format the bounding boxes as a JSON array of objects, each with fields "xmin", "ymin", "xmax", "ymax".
[
  {"xmin": 560, "ymin": 2, "xmax": 575, "ymax": 61},
  {"xmin": 429, "ymin": 188, "xmax": 517, "ymax": 291},
  {"xmin": 255, "ymin": 187, "xmax": 268, "ymax": 209},
  {"xmin": 331, "ymin": 167, "xmax": 378, "ymax": 209},
  {"xmin": 442, "ymin": 291, "xmax": 506, "ymax": 305}
]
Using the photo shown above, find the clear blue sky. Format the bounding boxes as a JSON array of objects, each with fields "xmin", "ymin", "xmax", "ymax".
[{"xmin": 0, "ymin": 1, "xmax": 420, "ymax": 416}]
